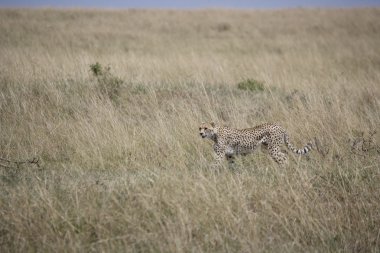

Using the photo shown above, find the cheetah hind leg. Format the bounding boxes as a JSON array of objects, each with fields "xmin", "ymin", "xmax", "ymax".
[{"xmin": 268, "ymin": 146, "xmax": 288, "ymax": 167}]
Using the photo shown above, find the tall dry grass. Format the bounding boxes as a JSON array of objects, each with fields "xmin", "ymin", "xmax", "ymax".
[{"xmin": 0, "ymin": 8, "xmax": 380, "ymax": 252}]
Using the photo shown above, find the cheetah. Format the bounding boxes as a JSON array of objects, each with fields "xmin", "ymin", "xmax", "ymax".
[{"xmin": 199, "ymin": 122, "xmax": 312, "ymax": 165}]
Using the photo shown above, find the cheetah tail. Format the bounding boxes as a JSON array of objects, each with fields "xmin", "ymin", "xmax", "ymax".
[{"xmin": 284, "ymin": 133, "xmax": 313, "ymax": 155}]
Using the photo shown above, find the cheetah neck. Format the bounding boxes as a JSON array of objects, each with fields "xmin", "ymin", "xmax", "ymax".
[{"xmin": 210, "ymin": 133, "xmax": 218, "ymax": 143}]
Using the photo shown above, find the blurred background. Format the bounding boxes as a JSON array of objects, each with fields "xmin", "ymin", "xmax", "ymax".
[{"xmin": 1, "ymin": 0, "xmax": 380, "ymax": 8}]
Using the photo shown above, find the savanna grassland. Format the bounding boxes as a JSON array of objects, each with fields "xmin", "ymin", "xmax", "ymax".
[{"xmin": 0, "ymin": 7, "xmax": 380, "ymax": 252}]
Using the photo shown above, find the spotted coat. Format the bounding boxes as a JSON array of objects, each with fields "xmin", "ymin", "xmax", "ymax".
[{"xmin": 199, "ymin": 122, "xmax": 312, "ymax": 165}]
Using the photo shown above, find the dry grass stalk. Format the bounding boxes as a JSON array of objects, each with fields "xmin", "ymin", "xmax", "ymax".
[{"xmin": 0, "ymin": 8, "xmax": 379, "ymax": 253}]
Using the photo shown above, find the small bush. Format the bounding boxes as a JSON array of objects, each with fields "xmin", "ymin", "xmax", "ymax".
[
  {"xmin": 89, "ymin": 62, "xmax": 103, "ymax": 77},
  {"xmin": 90, "ymin": 62, "xmax": 123, "ymax": 103},
  {"xmin": 237, "ymin": 79, "xmax": 265, "ymax": 92},
  {"xmin": 216, "ymin": 22, "xmax": 232, "ymax": 32}
]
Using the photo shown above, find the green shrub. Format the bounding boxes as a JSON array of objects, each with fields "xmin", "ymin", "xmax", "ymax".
[
  {"xmin": 89, "ymin": 62, "xmax": 103, "ymax": 77},
  {"xmin": 216, "ymin": 22, "xmax": 232, "ymax": 32},
  {"xmin": 90, "ymin": 62, "xmax": 123, "ymax": 103},
  {"xmin": 237, "ymin": 79, "xmax": 265, "ymax": 92}
]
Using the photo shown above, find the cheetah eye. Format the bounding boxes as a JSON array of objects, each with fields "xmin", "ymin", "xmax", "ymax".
[
  {"xmin": 199, "ymin": 127, "xmax": 201, "ymax": 130},
  {"xmin": 204, "ymin": 127, "xmax": 208, "ymax": 130}
]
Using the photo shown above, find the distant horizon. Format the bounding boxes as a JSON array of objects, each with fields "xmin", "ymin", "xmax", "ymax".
[
  {"xmin": 1, "ymin": 6, "xmax": 380, "ymax": 10},
  {"xmin": 1, "ymin": 0, "xmax": 380, "ymax": 9}
]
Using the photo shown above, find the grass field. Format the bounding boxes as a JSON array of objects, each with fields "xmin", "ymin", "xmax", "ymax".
[{"xmin": 0, "ymin": 8, "xmax": 380, "ymax": 252}]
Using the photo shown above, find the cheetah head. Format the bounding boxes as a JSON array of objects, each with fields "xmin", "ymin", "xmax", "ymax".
[{"xmin": 199, "ymin": 122, "xmax": 217, "ymax": 139}]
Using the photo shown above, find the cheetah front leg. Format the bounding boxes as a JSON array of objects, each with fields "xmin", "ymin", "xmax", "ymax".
[
  {"xmin": 212, "ymin": 143, "xmax": 226, "ymax": 166},
  {"xmin": 215, "ymin": 150, "xmax": 225, "ymax": 164}
]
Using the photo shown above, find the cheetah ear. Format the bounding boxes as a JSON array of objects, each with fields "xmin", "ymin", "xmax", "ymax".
[{"xmin": 210, "ymin": 122, "xmax": 215, "ymax": 127}]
